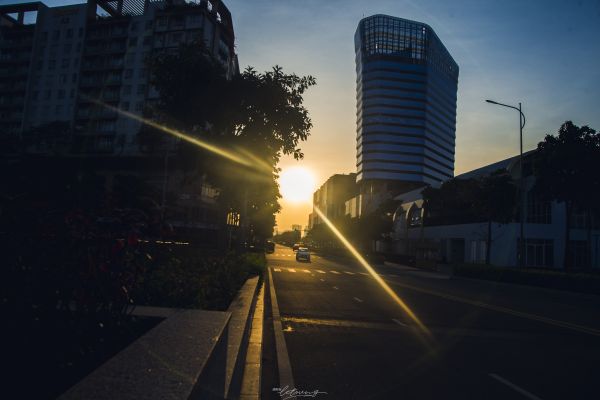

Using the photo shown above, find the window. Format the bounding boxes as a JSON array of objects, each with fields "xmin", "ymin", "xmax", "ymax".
[
  {"xmin": 521, "ymin": 239, "xmax": 554, "ymax": 268},
  {"xmin": 52, "ymin": 30, "xmax": 60, "ymax": 41},
  {"xmin": 48, "ymin": 60, "xmax": 56, "ymax": 70},
  {"xmin": 121, "ymin": 101, "xmax": 130, "ymax": 111},
  {"xmin": 66, "ymin": 28, "xmax": 73, "ymax": 38},
  {"xmin": 470, "ymin": 240, "xmax": 487, "ymax": 264},
  {"xmin": 526, "ymin": 192, "xmax": 551, "ymax": 224},
  {"xmin": 171, "ymin": 32, "xmax": 183, "ymax": 44},
  {"xmin": 124, "ymin": 69, "xmax": 133, "ymax": 79},
  {"xmin": 131, "ymin": 22, "xmax": 139, "ymax": 32},
  {"xmin": 408, "ymin": 205, "xmax": 422, "ymax": 227},
  {"xmin": 59, "ymin": 74, "xmax": 67, "ymax": 84},
  {"xmin": 135, "ymin": 101, "xmax": 144, "ymax": 111},
  {"xmin": 128, "ymin": 37, "xmax": 138, "ymax": 47},
  {"xmin": 72, "ymin": 73, "xmax": 77, "ymax": 83},
  {"xmin": 145, "ymin": 20, "xmax": 153, "ymax": 30},
  {"xmin": 58, "ymin": 90, "xmax": 65, "ymax": 99},
  {"xmin": 122, "ymin": 85, "xmax": 132, "ymax": 95},
  {"xmin": 157, "ymin": 17, "xmax": 167, "ymax": 27},
  {"xmin": 64, "ymin": 43, "xmax": 72, "ymax": 53},
  {"xmin": 568, "ymin": 241, "xmax": 589, "ymax": 269},
  {"xmin": 78, "ymin": 28, "xmax": 84, "ymax": 37},
  {"xmin": 62, "ymin": 58, "xmax": 70, "ymax": 68},
  {"xmin": 137, "ymin": 84, "xmax": 146, "ymax": 95},
  {"xmin": 572, "ymin": 207, "xmax": 587, "ymax": 228}
]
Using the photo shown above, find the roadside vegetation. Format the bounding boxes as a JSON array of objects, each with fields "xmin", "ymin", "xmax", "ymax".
[{"xmin": 454, "ymin": 264, "xmax": 600, "ymax": 295}]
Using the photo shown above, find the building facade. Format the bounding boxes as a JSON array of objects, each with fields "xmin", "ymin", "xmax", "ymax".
[
  {"xmin": 354, "ymin": 15, "xmax": 459, "ymax": 189},
  {"xmin": 390, "ymin": 152, "xmax": 600, "ymax": 269},
  {"xmin": 309, "ymin": 173, "xmax": 358, "ymax": 229},
  {"xmin": 1, "ymin": 0, "xmax": 237, "ymax": 154}
]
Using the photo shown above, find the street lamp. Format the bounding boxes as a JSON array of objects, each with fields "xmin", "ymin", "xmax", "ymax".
[{"xmin": 485, "ymin": 99, "xmax": 526, "ymax": 268}]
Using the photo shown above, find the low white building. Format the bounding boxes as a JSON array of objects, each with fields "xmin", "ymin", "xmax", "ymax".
[{"xmin": 390, "ymin": 152, "xmax": 600, "ymax": 269}]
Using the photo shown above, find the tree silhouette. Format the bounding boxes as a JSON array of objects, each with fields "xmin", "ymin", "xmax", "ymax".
[
  {"xmin": 534, "ymin": 121, "xmax": 600, "ymax": 269},
  {"xmin": 147, "ymin": 42, "xmax": 316, "ymax": 243}
]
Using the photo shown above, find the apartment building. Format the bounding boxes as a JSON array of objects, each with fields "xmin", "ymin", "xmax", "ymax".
[{"xmin": 0, "ymin": 0, "xmax": 238, "ymax": 154}]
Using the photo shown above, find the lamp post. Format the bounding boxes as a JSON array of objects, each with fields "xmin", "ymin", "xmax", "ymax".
[{"xmin": 485, "ymin": 99, "xmax": 526, "ymax": 267}]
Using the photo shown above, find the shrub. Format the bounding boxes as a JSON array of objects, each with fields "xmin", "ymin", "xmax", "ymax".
[
  {"xmin": 453, "ymin": 264, "xmax": 600, "ymax": 295},
  {"xmin": 134, "ymin": 250, "xmax": 266, "ymax": 310}
]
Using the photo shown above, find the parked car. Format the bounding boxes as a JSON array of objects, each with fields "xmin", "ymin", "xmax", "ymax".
[
  {"xmin": 292, "ymin": 243, "xmax": 301, "ymax": 251},
  {"xmin": 296, "ymin": 247, "xmax": 311, "ymax": 262},
  {"xmin": 265, "ymin": 240, "xmax": 275, "ymax": 253}
]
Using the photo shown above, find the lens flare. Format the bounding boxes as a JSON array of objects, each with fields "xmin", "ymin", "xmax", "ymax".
[
  {"xmin": 313, "ymin": 206, "xmax": 434, "ymax": 346},
  {"xmin": 83, "ymin": 95, "xmax": 272, "ymax": 172}
]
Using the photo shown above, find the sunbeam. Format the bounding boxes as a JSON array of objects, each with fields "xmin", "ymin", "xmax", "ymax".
[
  {"xmin": 82, "ymin": 95, "xmax": 272, "ymax": 173},
  {"xmin": 313, "ymin": 206, "xmax": 435, "ymax": 348}
]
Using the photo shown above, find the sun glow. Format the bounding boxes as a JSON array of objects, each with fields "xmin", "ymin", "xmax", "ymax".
[{"xmin": 279, "ymin": 167, "xmax": 316, "ymax": 204}]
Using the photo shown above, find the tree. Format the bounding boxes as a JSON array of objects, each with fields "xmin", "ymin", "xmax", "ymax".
[
  {"xmin": 422, "ymin": 178, "xmax": 481, "ymax": 226},
  {"xmin": 422, "ymin": 171, "xmax": 517, "ymax": 265},
  {"xmin": 476, "ymin": 170, "xmax": 517, "ymax": 264},
  {"xmin": 148, "ymin": 41, "xmax": 316, "ymax": 244},
  {"xmin": 534, "ymin": 121, "xmax": 600, "ymax": 269}
]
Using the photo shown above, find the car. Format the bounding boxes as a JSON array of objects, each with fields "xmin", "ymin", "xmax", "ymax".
[
  {"xmin": 292, "ymin": 243, "xmax": 302, "ymax": 251},
  {"xmin": 296, "ymin": 247, "xmax": 311, "ymax": 262},
  {"xmin": 265, "ymin": 240, "xmax": 275, "ymax": 253}
]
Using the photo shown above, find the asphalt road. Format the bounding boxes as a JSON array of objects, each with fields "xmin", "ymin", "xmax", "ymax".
[{"xmin": 262, "ymin": 246, "xmax": 600, "ymax": 400}]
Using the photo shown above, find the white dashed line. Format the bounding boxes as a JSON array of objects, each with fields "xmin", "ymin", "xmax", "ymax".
[
  {"xmin": 288, "ymin": 268, "xmax": 296, "ymax": 273},
  {"xmin": 359, "ymin": 272, "xmax": 369, "ymax": 276},
  {"xmin": 488, "ymin": 373, "xmax": 543, "ymax": 400},
  {"xmin": 332, "ymin": 286, "xmax": 339, "ymax": 290},
  {"xmin": 316, "ymin": 270, "xmax": 326, "ymax": 274},
  {"xmin": 302, "ymin": 269, "xmax": 311, "ymax": 273},
  {"xmin": 353, "ymin": 297, "xmax": 363, "ymax": 303},
  {"xmin": 343, "ymin": 271, "xmax": 355, "ymax": 275},
  {"xmin": 330, "ymin": 271, "xmax": 341, "ymax": 274},
  {"xmin": 392, "ymin": 318, "xmax": 407, "ymax": 327},
  {"xmin": 320, "ymin": 279, "xmax": 325, "ymax": 282},
  {"xmin": 273, "ymin": 268, "xmax": 282, "ymax": 272}
]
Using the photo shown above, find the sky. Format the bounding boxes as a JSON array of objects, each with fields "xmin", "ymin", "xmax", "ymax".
[{"xmin": 10, "ymin": 0, "xmax": 600, "ymax": 232}]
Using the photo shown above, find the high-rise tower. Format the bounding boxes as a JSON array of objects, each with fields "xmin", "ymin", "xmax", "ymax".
[{"xmin": 355, "ymin": 15, "xmax": 458, "ymax": 191}]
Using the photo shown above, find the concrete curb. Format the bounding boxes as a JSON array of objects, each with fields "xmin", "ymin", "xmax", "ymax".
[
  {"xmin": 268, "ymin": 267, "xmax": 295, "ymax": 390},
  {"xmin": 238, "ymin": 281, "xmax": 265, "ymax": 399},
  {"xmin": 224, "ymin": 276, "xmax": 260, "ymax": 399}
]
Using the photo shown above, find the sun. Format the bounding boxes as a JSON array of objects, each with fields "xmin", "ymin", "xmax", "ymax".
[{"xmin": 279, "ymin": 167, "xmax": 316, "ymax": 204}]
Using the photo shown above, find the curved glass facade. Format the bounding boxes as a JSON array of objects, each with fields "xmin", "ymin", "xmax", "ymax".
[{"xmin": 355, "ymin": 15, "xmax": 458, "ymax": 186}]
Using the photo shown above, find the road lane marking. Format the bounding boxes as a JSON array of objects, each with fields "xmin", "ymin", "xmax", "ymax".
[
  {"xmin": 281, "ymin": 316, "xmax": 403, "ymax": 331},
  {"xmin": 330, "ymin": 270, "xmax": 341, "ymax": 274},
  {"xmin": 332, "ymin": 286, "xmax": 339, "ymax": 290},
  {"xmin": 392, "ymin": 318, "xmax": 407, "ymax": 327},
  {"xmin": 287, "ymin": 268, "xmax": 296, "ymax": 273},
  {"xmin": 316, "ymin": 270, "xmax": 326, "ymax": 274},
  {"xmin": 358, "ymin": 272, "xmax": 369, "ymax": 276},
  {"xmin": 302, "ymin": 269, "xmax": 311, "ymax": 273},
  {"xmin": 353, "ymin": 297, "xmax": 363, "ymax": 303},
  {"xmin": 488, "ymin": 373, "xmax": 543, "ymax": 400},
  {"xmin": 344, "ymin": 271, "xmax": 356, "ymax": 275},
  {"xmin": 268, "ymin": 267, "xmax": 295, "ymax": 390},
  {"xmin": 273, "ymin": 268, "xmax": 281, "ymax": 272},
  {"xmin": 386, "ymin": 279, "xmax": 600, "ymax": 337},
  {"xmin": 320, "ymin": 279, "xmax": 325, "ymax": 282}
]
